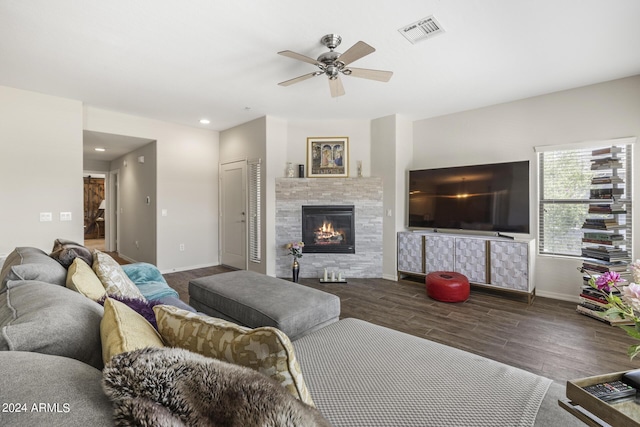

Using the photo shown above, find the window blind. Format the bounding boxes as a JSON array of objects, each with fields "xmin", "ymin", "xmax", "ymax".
[
  {"xmin": 537, "ymin": 139, "xmax": 633, "ymax": 258},
  {"xmin": 248, "ymin": 159, "xmax": 261, "ymax": 263}
]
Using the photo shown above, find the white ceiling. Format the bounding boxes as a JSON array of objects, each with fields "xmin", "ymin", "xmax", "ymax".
[
  {"xmin": 83, "ymin": 130, "xmax": 155, "ymax": 162},
  {"xmin": 1, "ymin": 0, "xmax": 639, "ymax": 138}
]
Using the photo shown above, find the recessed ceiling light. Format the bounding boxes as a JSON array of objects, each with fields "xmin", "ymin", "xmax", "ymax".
[
  {"xmin": 94, "ymin": 147, "xmax": 106, "ymax": 152},
  {"xmin": 199, "ymin": 119, "xmax": 211, "ymax": 124}
]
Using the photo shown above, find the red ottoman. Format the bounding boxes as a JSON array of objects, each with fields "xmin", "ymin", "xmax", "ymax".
[{"xmin": 425, "ymin": 271, "xmax": 470, "ymax": 302}]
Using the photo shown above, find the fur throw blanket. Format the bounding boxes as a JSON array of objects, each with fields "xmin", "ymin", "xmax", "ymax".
[{"xmin": 102, "ymin": 347, "xmax": 331, "ymax": 427}]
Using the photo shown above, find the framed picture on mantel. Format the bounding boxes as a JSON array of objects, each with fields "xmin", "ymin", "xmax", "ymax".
[{"xmin": 307, "ymin": 136, "xmax": 349, "ymax": 178}]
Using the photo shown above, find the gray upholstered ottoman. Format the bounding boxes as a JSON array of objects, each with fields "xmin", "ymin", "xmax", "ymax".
[{"xmin": 188, "ymin": 270, "xmax": 340, "ymax": 340}]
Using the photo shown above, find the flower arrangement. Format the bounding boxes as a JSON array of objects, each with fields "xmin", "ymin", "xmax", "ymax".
[
  {"xmin": 584, "ymin": 268, "xmax": 640, "ymax": 359},
  {"xmin": 285, "ymin": 241, "xmax": 304, "ymax": 258},
  {"xmin": 631, "ymin": 259, "xmax": 640, "ymax": 283}
]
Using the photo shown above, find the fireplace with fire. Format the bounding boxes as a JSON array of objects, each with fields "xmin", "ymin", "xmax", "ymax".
[{"xmin": 301, "ymin": 205, "xmax": 355, "ymax": 254}]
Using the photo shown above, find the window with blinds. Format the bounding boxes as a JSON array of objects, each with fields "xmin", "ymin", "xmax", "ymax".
[
  {"xmin": 537, "ymin": 139, "xmax": 633, "ymax": 258},
  {"xmin": 248, "ymin": 159, "xmax": 261, "ymax": 263}
]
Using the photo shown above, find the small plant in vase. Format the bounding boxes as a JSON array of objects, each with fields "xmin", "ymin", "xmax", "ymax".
[{"xmin": 286, "ymin": 241, "xmax": 304, "ymax": 283}]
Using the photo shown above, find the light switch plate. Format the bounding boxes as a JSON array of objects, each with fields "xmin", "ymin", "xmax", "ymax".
[
  {"xmin": 60, "ymin": 212, "xmax": 72, "ymax": 221},
  {"xmin": 40, "ymin": 212, "xmax": 52, "ymax": 222}
]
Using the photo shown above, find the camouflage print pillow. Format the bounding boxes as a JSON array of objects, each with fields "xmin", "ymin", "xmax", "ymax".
[
  {"xmin": 92, "ymin": 250, "xmax": 145, "ymax": 301},
  {"xmin": 153, "ymin": 304, "xmax": 314, "ymax": 406}
]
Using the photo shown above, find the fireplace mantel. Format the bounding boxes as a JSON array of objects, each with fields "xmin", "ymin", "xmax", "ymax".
[{"xmin": 275, "ymin": 177, "xmax": 383, "ymax": 279}]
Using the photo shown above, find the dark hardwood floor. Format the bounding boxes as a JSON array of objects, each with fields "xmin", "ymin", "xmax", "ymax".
[{"xmin": 162, "ymin": 267, "xmax": 639, "ymax": 385}]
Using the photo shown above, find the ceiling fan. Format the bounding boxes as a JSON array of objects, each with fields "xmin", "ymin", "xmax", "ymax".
[{"xmin": 278, "ymin": 34, "xmax": 393, "ymax": 98}]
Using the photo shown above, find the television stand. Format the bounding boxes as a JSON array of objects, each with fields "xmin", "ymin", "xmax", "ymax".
[{"xmin": 397, "ymin": 231, "xmax": 535, "ymax": 304}]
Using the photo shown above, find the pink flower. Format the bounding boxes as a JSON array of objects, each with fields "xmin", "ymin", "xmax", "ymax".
[
  {"xmin": 623, "ymin": 283, "xmax": 640, "ymax": 313},
  {"xmin": 595, "ymin": 271, "xmax": 621, "ymax": 292},
  {"xmin": 285, "ymin": 241, "xmax": 305, "ymax": 258},
  {"xmin": 631, "ymin": 260, "xmax": 640, "ymax": 283}
]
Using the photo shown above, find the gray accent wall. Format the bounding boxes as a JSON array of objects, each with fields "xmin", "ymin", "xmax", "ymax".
[{"xmin": 111, "ymin": 142, "xmax": 157, "ymax": 264}]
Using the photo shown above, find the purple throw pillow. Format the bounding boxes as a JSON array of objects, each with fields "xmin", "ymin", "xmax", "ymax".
[{"xmin": 98, "ymin": 295, "xmax": 163, "ymax": 330}]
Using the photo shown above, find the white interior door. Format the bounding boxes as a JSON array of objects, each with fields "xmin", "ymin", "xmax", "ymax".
[{"xmin": 220, "ymin": 161, "xmax": 247, "ymax": 269}]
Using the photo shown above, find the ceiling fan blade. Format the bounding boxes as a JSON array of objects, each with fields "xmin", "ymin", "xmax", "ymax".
[
  {"xmin": 278, "ymin": 72, "xmax": 320, "ymax": 87},
  {"xmin": 329, "ymin": 77, "xmax": 345, "ymax": 98},
  {"xmin": 277, "ymin": 50, "xmax": 319, "ymax": 65},
  {"xmin": 345, "ymin": 67, "xmax": 393, "ymax": 82},
  {"xmin": 337, "ymin": 41, "xmax": 375, "ymax": 66}
]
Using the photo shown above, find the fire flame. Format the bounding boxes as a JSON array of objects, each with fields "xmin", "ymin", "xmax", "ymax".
[
  {"xmin": 314, "ymin": 220, "xmax": 343, "ymax": 245},
  {"xmin": 321, "ymin": 221, "xmax": 334, "ymax": 233}
]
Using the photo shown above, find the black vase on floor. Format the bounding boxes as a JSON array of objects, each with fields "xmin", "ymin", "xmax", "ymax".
[{"xmin": 292, "ymin": 258, "xmax": 300, "ymax": 283}]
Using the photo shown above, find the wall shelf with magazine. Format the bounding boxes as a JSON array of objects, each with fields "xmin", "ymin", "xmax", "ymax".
[{"xmin": 578, "ymin": 145, "xmax": 633, "ymax": 324}]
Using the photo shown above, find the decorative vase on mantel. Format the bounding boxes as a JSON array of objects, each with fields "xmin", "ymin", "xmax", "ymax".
[{"xmin": 292, "ymin": 258, "xmax": 300, "ymax": 283}]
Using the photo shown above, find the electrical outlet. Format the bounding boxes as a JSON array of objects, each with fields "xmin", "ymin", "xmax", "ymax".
[
  {"xmin": 179, "ymin": 244, "xmax": 185, "ymax": 252},
  {"xmin": 39, "ymin": 212, "xmax": 52, "ymax": 222},
  {"xmin": 135, "ymin": 240, "xmax": 139, "ymax": 249}
]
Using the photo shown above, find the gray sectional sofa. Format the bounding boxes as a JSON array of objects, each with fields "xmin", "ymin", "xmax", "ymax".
[{"xmin": 0, "ymin": 246, "xmax": 581, "ymax": 426}]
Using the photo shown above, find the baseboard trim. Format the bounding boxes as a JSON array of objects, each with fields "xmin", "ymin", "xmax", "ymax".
[
  {"xmin": 383, "ymin": 273, "xmax": 398, "ymax": 281},
  {"xmin": 536, "ymin": 289, "xmax": 579, "ymax": 303},
  {"xmin": 160, "ymin": 262, "xmax": 220, "ymax": 275},
  {"xmin": 117, "ymin": 254, "xmax": 138, "ymax": 264}
]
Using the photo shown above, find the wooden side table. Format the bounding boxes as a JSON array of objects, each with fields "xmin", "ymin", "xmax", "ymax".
[{"xmin": 561, "ymin": 371, "xmax": 640, "ymax": 426}]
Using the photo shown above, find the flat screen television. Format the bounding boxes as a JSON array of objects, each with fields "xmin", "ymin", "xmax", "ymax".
[{"xmin": 408, "ymin": 160, "xmax": 530, "ymax": 234}]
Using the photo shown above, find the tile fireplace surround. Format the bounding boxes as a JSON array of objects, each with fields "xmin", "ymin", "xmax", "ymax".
[{"xmin": 275, "ymin": 177, "xmax": 383, "ymax": 279}]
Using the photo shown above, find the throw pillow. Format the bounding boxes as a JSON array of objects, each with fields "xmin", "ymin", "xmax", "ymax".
[
  {"xmin": 100, "ymin": 297, "xmax": 164, "ymax": 364},
  {"xmin": 92, "ymin": 250, "xmax": 146, "ymax": 301},
  {"xmin": 102, "ymin": 347, "xmax": 329, "ymax": 426},
  {"xmin": 0, "ymin": 247, "xmax": 67, "ymax": 292},
  {"xmin": 97, "ymin": 294, "xmax": 164, "ymax": 330},
  {"xmin": 66, "ymin": 257, "xmax": 106, "ymax": 301},
  {"xmin": 153, "ymin": 304, "xmax": 314, "ymax": 406},
  {"xmin": 0, "ymin": 280, "xmax": 104, "ymax": 369},
  {"xmin": 121, "ymin": 262, "xmax": 180, "ymax": 301},
  {"xmin": 50, "ymin": 238, "xmax": 93, "ymax": 269}
]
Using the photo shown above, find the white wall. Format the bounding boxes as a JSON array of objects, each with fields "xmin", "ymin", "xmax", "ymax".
[
  {"xmin": 221, "ymin": 116, "xmax": 372, "ymax": 276},
  {"xmin": 219, "ymin": 116, "xmax": 268, "ymax": 274},
  {"xmin": 84, "ymin": 158, "xmax": 111, "ymax": 172},
  {"xmin": 412, "ymin": 75, "xmax": 640, "ymax": 301},
  {"xmin": 0, "ymin": 86, "xmax": 83, "ymax": 255},
  {"xmin": 84, "ymin": 106, "xmax": 219, "ymax": 272},
  {"xmin": 285, "ymin": 119, "xmax": 372, "ymax": 178},
  {"xmin": 371, "ymin": 115, "xmax": 414, "ymax": 280},
  {"xmin": 371, "ymin": 116, "xmax": 397, "ymax": 279},
  {"xmin": 265, "ymin": 117, "xmax": 288, "ymax": 276}
]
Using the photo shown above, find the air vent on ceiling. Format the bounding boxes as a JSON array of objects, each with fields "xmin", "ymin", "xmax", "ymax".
[{"xmin": 398, "ymin": 15, "xmax": 444, "ymax": 44}]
